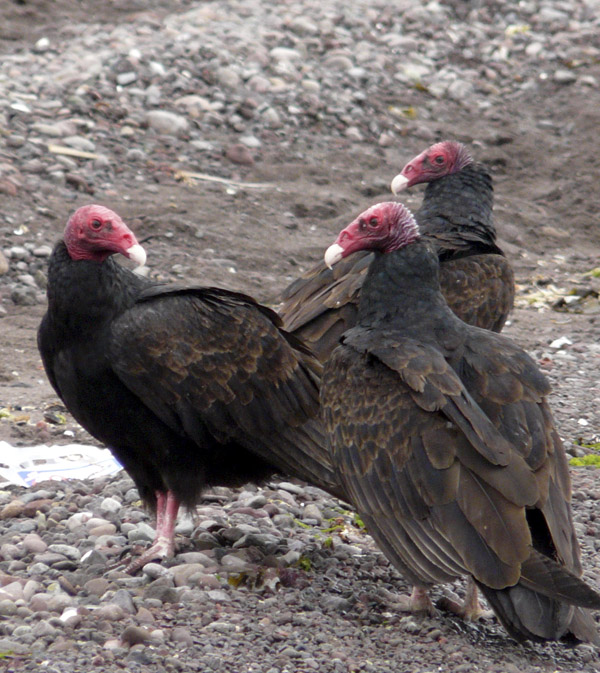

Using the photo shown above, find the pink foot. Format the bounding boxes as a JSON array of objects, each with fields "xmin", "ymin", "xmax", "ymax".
[
  {"xmin": 125, "ymin": 490, "xmax": 180, "ymax": 574},
  {"xmin": 437, "ymin": 577, "xmax": 493, "ymax": 621},
  {"xmin": 396, "ymin": 585, "xmax": 436, "ymax": 616}
]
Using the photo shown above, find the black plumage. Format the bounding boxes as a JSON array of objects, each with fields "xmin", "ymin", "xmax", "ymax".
[
  {"xmin": 320, "ymin": 201, "xmax": 600, "ymax": 643},
  {"xmin": 279, "ymin": 141, "xmax": 514, "ymax": 362},
  {"xmin": 38, "ymin": 205, "xmax": 342, "ymax": 570}
]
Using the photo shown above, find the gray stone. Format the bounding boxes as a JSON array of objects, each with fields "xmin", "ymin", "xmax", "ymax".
[
  {"xmin": 262, "ymin": 106, "xmax": 282, "ymax": 127},
  {"xmin": 47, "ymin": 544, "xmax": 80, "ymax": 561},
  {"xmin": 6, "ymin": 134, "xmax": 26, "ymax": 148},
  {"xmin": 205, "ymin": 620, "xmax": 237, "ymax": 633},
  {"xmin": 0, "ymin": 599, "xmax": 17, "ymax": 616},
  {"xmin": 32, "ymin": 245, "xmax": 53, "ymax": 258},
  {"xmin": 554, "ymin": 69, "xmax": 577, "ymax": 84},
  {"xmin": 0, "ymin": 638, "xmax": 30, "ymax": 655},
  {"xmin": 220, "ymin": 554, "xmax": 249, "ymax": 572},
  {"xmin": 270, "ymin": 47, "xmax": 303, "ymax": 63},
  {"xmin": 121, "ymin": 624, "xmax": 151, "ymax": 646},
  {"xmin": 176, "ymin": 551, "xmax": 214, "ymax": 566},
  {"xmin": 234, "ymin": 533, "xmax": 280, "ymax": 554},
  {"xmin": 32, "ymin": 619, "xmax": 59, "ymax": 638},
  {"xmin": 277, "ymin": 482, "xmax": 303, "ymax": 495},
  {"xmin": 537, "ymin": 7, "xmax": 568, "ymax": 23},
  {"xmin": 142, "ymin": 563, "xmax": 172, "ymax": 580},
  {"xmin": 322, "ymin": 595, "xmax": 353, "ymax": 612},
  {"xmin": 174, "ymin": 517, "xmax": 195, "ymax": 536},
  {"xmin": 7, "ymin": 246, "xmax": 28, "ymax": 260},
  {"xmin": 28, "ymin": 562, "xmax": 51, "ymax": 576},
  {"xmin": 126, "ymin": 148, "xmax": 146, "ymax": 162},
  {"xmin": 248, "ymin": 75, "xmax": 271, "ymax": 93},
  {"xmin": 117, "ymin": 71, "xmax": 138, "ymax": 86},
  {"xmin": 143, "ymin": 582, "xmax": 180, "ymax": 604},
  {"xmin": 11, "ymin": 287, "xmax": 39, "ymax": 306},
  {"xmin": 289, "ymin": 17, "xmax": 318, "ymax": 35},
  {"xmin": 239, "ymin": 135, "xmax": 262, "ymax": 149},
  {"xmin": 0, "ymin": 581, "xmax": 24, "ymax": 601},
  {"xmin": 224, "ymin": 144, "xmax": 254, "ymax": 166},
  {"xmin": 12, "ymin": 625, "xmax": 33, "ymax": 638},
  {"xmin": 32, "ymin": 121, "xmax": 77, "ymax": 137},
  {"xmin": 100, "ymin": 496, "xmax": 122, "ymax": 514},
  {"xmin": 93, "ymin": 154, "xmax": 111, "ymax": 169},
  {"xmin": 302, "ymin": 504, "xmax": 323, "ymax": 523},
  {"xmin": 239, "ymin": 493, "xmax": 267, "ymax": 508},
  {"xmin": 128, "ymin": 521, "xmax": 155, "ymax": 542},
  {"xmin": 46, "ymin": 593, "xmax": 75, "ymax": 612},
  {"xmin": 63, "ymin": 136, "xmax": 96, "ymax": 152},
  {"xmin": 23, "ymin": 580, "xmax": 43, "ymax": 601},
  {"xmin": 145, "ymin": 84, "xmax": 162, "ymax": 105},
  {"xmin": 33, "ymin": 37, "xmax": 51, "ymax": 53},
  {"xmin": 110, "ymin": 588, "xmax": 136, "ymax": 614},
  {"xmin": 80, "ymin": 549, "xmax": 108, "ymax": 565},
  {"xmin": 96, "ymin": 603, "xmax": 125, "ymax": 621},
  {"xmin": 145, "ymin": 110, "xmax": 189, "ymax": 137},
  {"xmin": 216, "ymin": 66, "xmax": 240, "ymax": 88},
  {"xmin": 17, "ymin": 274, "xmax": 37, "ymax": 288},
  {"xmin": 324, "ymin": 55, "xmax": 353, "ymax": 71},
  {"xmin": 171, "ymin": 626, "xmax": 193, "ymax": 646},
  {"xmin": 84, "ymin": 578, "xmax": 110, "ymax": 596}
]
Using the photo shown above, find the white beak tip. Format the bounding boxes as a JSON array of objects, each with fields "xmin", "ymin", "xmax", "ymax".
[
  {"xmin": 126, "ymin": 243, "xmax": 147, "ymax": 268},
  {"xmin": 390, "ymin": 173, "xmax": 409, "ymax": 194},
  {"xmin": 324, "ymin": 243, "xmax": 344, "ymax": 269}
]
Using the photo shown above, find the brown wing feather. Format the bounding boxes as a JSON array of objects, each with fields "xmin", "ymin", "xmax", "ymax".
[
  {"xmin": 321, "ymin": 338, "xmax": 536, "ymax": 592},
  {"xmin": 438, "ymin": 254, "xmax": 515, "ymax": 333},
  {"xmin": 459, "ymin": 329, "xmax": 580, "ymax": 575},
  {"xmin": 322, "ymin": 327, "xmax": 600, "ymax": 642},
  {"xmin": 279, "ymin": 253, "xmax": 514, "ymax": 363},
  {"xmin": 278, "ymin": 252, "xmax": 371, "ymax": 361},
  {"xmin": 109, "ymin": 288, "xmax": 341, "ymax": 496}
]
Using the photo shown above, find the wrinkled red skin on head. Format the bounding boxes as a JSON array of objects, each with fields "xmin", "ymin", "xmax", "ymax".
[
  {"xmin": 334, "ymin": 201, "xmax": 420, "ymax": 257},
  {"xmin": 399, "ymin": 140, "xmax": 473, "ymax": 188},
  {"xmin": 63, "ymin": 204, "xmax": 139, "ymax": 262}
]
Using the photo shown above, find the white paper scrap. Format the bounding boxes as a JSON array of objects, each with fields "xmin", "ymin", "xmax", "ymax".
[{"xmin": 0, "ymin": 442, "xmax": 123, "ymax": 487}]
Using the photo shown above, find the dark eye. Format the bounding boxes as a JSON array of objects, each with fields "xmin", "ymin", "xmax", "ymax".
[
  {"xmin": 90, "ymin": 219, "xmax": 102, "ymax": 230},
  {"xmin": 369, "ymin": 217, "xmax": 378, "ymax": 227},
  {"xmin": 434, "ymin": 155, "xmax": 445, "ymax": 165}
]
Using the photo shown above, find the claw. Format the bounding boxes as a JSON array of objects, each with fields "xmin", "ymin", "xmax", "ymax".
[
  {"xmin": 123, "ymin": 490, "xmax": 180, "ymax": 574},
  {"xmin": 395, "ymin": 585, "xmax": 437, "ymax": 616},
  {"xmin": 437, "ymin": 578, "xmax": 493, "ymax": 621}
]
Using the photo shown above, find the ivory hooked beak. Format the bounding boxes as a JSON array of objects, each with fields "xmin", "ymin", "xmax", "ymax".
[
  {"xmin": 324, "ymin": 243, "xmax": 344, "ymax": 269},
  {"xmin": 390, "ymin": 173, "xmax": 409, "ymax": 194}
]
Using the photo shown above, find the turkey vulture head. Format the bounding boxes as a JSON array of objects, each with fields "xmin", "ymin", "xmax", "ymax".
[
  {"xmin": 63, "ymin": 205, "xmax": 146, "ymax": 266},
  {"xmin": 390, "ymin": 140, "xmax": 473, "ymax": 194},
  {"xmin": 325, "ymin": 202, "xmax": 419, "ymax": 268}
]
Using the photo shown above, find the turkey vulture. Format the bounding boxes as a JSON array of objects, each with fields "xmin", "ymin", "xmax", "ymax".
[
  {"xmin": 38, "ymin": 205, "xmax": 343, "ymax": 571},
  {"xmin": 320, "ymin": 201, "xmax": 600, "ymax": 643},
  {"xmin": 279, "ymin": 141, "xmax": 514, "ymax": 362}
]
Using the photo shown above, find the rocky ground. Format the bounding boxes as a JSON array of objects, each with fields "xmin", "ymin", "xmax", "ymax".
[{"xmin": 0, "ymin": 0, "xmax": 599, "ymax": 671}]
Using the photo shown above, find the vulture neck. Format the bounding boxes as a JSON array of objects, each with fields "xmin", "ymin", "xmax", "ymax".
[
  {"xmin": 418, "ymin": 163, "xmax": 501, "ymax": 258},
  {"xmin": 357, "ymin": 241, "xmax": 457, "ymax": 335},
  {"xmin": 46, "ymin": 241, "xmax": 146, "ymax": 332}
]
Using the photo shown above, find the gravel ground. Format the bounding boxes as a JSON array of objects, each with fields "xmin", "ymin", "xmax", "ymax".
[{"xmin": 0, "ymin": 0, "xmax": 599, "ymax": 671}]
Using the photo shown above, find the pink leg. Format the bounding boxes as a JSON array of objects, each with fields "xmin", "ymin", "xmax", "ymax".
[
  {"xmin": 437, "ymin": 577, "xmax": 493, "ymax": 621},
  {"xmin": 154, "ymin": 491, "xmax": 167, "ymax": 535},
  {"xmin": 395, "ymin": 585, "xmax": 436, "ymax": 615},
  {"xmin": 125, "ymin": 490, "xmax": 180, "ymax": 573}
]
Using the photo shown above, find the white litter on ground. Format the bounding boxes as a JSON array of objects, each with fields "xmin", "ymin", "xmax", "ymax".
[{"xmin": 0, "ymin": 441, "xmax": 122, "ymax": 487}]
